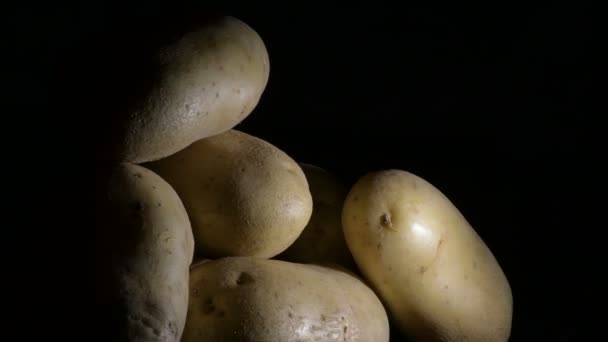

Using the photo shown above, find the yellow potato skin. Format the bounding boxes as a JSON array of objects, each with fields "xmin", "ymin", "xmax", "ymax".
[
  {"xmin": 99, "ymin": 163, "xmax": 194, "ymax": 342},
  {"xmin": 121, "ymin": 16, "xmax": 269, "ymax": 163},
  {"xmin": 277, "ymin": 163, "xmax": 355, "ymax": 269},
  {"xmin": 342, "ymin": 170, "xmax": 512, "ymax": 342},
  {"xmin": 182, "ymin": 257, "xmax": 390, "ymax": 342},
  {"xmin": 146, "ymin": 129, "xmax": 312, "ymax": 258}
]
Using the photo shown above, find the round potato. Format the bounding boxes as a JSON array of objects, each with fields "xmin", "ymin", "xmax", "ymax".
[
  {"xmin": 96, "ymin": 163, "xmax": 194, "ymax": 341},
  {"xmin": 182, "ymin": 257, "xmax": 390, "ymax": 342},
  {"xmin": 277, "ymin": 163, "xmax": 355, "ymax": 269},
  {"xmin": 146, "ymin": 129, "xmax": 312, "ymax": 258},
  {"xmin": 117, "ymin": 16, "xmax": 269, "ymax": 163},
  {"xmin": 342, "ymin": 170, "xmax": 512, "ymax": 342}
]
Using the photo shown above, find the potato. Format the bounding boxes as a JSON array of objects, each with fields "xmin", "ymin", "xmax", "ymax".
[
  {"xmin": 342, "ymin": 170, "xmax": 512, "ymax": 341},
  {"xmin": 146, "ymin": 129, "xmax": 312, "ymax": 258},
  {"xmin": 182, "ymin": 257, "xmax": 390, "ymax": 342},
  {"xmin": 118, "ymin": 16, "xmax": 269, "ymax": 163},
  {"xmin": 277, "ymin": 163, "xmax": 355, "ymax": 269},
  {"xmin": 96, "ymin": 163, "xmax": 194, "ymax": 342}
]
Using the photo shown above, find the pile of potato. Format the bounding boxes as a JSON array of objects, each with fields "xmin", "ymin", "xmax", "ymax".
[{"xmin": 97, "ymin": 16, "xmax": 513, "ymax": 342}]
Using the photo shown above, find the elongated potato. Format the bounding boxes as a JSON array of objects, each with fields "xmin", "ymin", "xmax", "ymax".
[
  {"xmin": 182, "ymin": 257, "xmax": 390, "ymax": 342},
  {"xmin": 277, "ymin": 163, "xmax": 355, "ymax": 269},
  {"xmin": 118, "ymin": 16, "xmax": 269, "ymax": 163},
  {"xmin": 146, "ymin": 129, "xmax": 312, "ymax": 258},
  {"xmin": 96, "ymin": 163, "xmax": 194, "ymax": 341},
  {"xmin": 342, "ymin": 170, "xmax": 512, "ymax": 342}
]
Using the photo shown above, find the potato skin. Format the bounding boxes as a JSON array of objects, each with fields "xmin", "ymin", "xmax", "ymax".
[
  {"xmin": 342, "ymin": 170, "xmax": 512, "ymax": 342},
  {"xmin": 120, "ymin": 16, "xmax": 269, "ymax": 163},
  {"xmin": 97, "ymin": 163, "xmax": 194, "ymax": 342},
  {"xmin": 182, "ymin": 257, "xmax": 390, "ymax": 342},
  {"xmin": 277, "ymin": 163, "xmax": 355, "ymax": 269},
  {"xmin": 146, "ymin": 129, "xmax": 312, "ymax": 258}
]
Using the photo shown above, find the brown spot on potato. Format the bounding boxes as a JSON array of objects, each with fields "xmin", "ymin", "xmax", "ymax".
[
  {"xmin": 211, "ymin": 81, "xmax": 216, "ymax": 86},
  {"xmin": 215, "ymin": 92, "xmax": 220, "ymax": 98},
  {"xmin": 203, "ymin": 298, "xmax": 215, "ymax": 314},
  {"xmin": 376, "ymin": 241, "xmax": 383, "ymax": 250},
  {"xmin": 381, "ymin": 213, "xmax": 392, "ymax": 227},
  {"xmin": 321, "ymin": 314, "xmax": 326, "ymax": 321},
  {"xmin": 288, "ymin": 312, "xmax": 293, "ymax": 318},
  {"xmin": 430, "ymin": 239, "xmax": 443, "ymax": 264},
  {"xmin": 219, "ymin": 65, "xmax": 224, "ymax": 71},
  {"xmin": 418, "ymin": 239, "xmax": 443, "ymax": 274},
  {"xmin": 132, "ymin": 202, "xmax": 145, "ymax": 215},
  {"xmin": 140, "ymin": 317, "xmax": 160, "ymax": 336},
  {"xmin": 218, "ymin": 310, "xmax": 226, "ymax": 318},
  {"xmin": 236, "ymin": 272, "xmax": 254, "ymax": 285},
  {"xmin": 353, "ymin": 196, "xmax": 359, "ymax": 202},
  {"xmin": 133, "ymin": 172, "xmax": 143, "ymax": 178},
  {"xmin": 169, "ymin": 321, "xmax": 178, "ymax": 338},
  {"xmin": 156, "ymin": 202, "xmax": 162, "ymax": 207}
]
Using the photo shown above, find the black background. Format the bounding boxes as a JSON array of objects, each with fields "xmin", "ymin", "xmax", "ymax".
[{"xmin": 10, "ymin": 1, "xmax": 593, "ymax": 341}]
